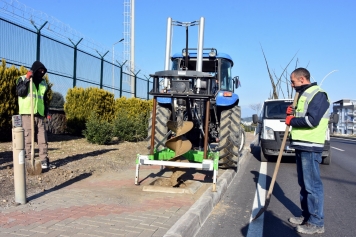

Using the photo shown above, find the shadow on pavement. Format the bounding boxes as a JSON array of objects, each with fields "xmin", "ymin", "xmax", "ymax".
[
  {"xmin": 138, "ymin": 167, "xmax": 219, "ymax": 185},
  {"xmin": 27, "ymin": 172, "xmax": 92, "ymax": 202},
  {"xmin": 240, "ymin": 209, "xmax": 302, "ymax": 237},
  {"xmin": 250, "ymin": 170, "xmax": 301, "ymax": 218},
  {"xmin": 47, "ymin": 133, "xmax": 83, "ymax": 142},
  {"xmin": 52, "ymin": 148, "xmax": 117, "ymax": 168}
]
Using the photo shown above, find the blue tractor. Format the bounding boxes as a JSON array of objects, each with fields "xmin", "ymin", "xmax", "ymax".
[{"xmin": 147, "ymin": 17, "xmax": 245, "ymax": 170}]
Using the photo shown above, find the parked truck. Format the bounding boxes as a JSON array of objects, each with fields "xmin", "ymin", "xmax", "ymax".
[{"xmin": 252, "ymin": 99, "xmax": 338, "ymax": 165}]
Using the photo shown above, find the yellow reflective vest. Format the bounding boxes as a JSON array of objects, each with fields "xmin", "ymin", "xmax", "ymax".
[
  {"xmin": 291, "ymin": 85, "xmax": 329, "ymax": 148},
  {"xmin": 17, "ymin": 76, "xmax": 47, "ymax": 117}
]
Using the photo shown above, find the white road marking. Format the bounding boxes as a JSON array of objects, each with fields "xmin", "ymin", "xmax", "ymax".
[
  {"xmin": 247, "ymin": 162, "xmax": 267, "ymax": 237},
  {"xmin": 331, "ymin": 146, "xmax": 344, "ymax": 151},
  {"xmin": 332, "ymin": 137, "xmax": 356, "ymax": 142}
]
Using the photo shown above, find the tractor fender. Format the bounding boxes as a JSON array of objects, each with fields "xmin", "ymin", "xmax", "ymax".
[
  {"xmin": 157, "ymin": 97, "xmax": 172, "ymax": 104},
  {"xmin": 216, "ymin": 92, "xmax": 239, "ymax": 106}
]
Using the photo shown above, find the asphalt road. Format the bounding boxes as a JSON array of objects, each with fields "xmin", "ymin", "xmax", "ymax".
[{"xmin": 197, "ymin": 137, "xmax": 356, "ymax": 237}]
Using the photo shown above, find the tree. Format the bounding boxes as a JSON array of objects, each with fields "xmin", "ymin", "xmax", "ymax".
[{"xmin": 249, "ymin": 102, "xmax": 262, "ymax": 114}]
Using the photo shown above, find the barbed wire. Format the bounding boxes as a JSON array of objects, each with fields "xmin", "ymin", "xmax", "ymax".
[{"xmin": 0, "ymin": 0, "xmax": 151, "ymax": 76}]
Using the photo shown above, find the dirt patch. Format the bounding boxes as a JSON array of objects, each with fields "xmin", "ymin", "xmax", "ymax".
[{"xmin": 0, "ymin": 133, "xmax": 148, "ymax": 208}]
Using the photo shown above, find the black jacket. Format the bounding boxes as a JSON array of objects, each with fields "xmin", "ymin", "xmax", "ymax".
[{"xmin": 16, "ymin": 61, "xmax": 48, "ymax": 116}]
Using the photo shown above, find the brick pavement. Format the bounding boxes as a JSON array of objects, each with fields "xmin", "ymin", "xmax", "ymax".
[{"xmin": 0, "ymin": 165, "xmax": 219, "ymax": 237}]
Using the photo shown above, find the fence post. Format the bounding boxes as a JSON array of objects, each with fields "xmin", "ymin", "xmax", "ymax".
[
  {"xmin": 69, "ymin": 38, "xmax": 83, "ymax": 88},
  {"xmin": 144, "ymin": 75, "xmax": 151, "ymax": 100},
  {"xmin": 31, "ymin": 21, "xmax": 48, "ymax": 61},
  {"xmin": 96, "ymin": 50, "xmax": 109, "ymax": 89},
  {"xmin": 116, "ymin": 60, "xmax": 127, "ymax": 98},
  {"xmin": 130, "ymin": 70, "xmax": 140, "ymax": 98}
]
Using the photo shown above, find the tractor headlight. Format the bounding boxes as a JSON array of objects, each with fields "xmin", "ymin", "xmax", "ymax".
[{"xmin": 264, "ymin": 126, "xmax": 275, "ymax": 140}]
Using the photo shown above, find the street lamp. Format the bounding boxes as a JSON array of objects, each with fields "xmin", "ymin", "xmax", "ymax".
[{"xmin": 112, "ymin": 38, "xmax": 124, "ymax": 94}]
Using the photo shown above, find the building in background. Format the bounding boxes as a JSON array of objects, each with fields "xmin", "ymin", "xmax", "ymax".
[{"xmin": 333, "ymin": 99, "xmax": 356, "ymax": 135}]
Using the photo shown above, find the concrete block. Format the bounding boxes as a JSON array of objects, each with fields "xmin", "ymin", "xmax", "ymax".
[
  {"xmin": 164, "ymin": 212, "xmax": 200, "ymax": 237},
  {"xmin": 189, "ymin": 196, "xmax": 213, "ymax": 226}
]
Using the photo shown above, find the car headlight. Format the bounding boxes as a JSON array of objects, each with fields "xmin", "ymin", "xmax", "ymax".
[{"xmin": 264, "ymin": 126, "xmax": 275, "ymax": 140}]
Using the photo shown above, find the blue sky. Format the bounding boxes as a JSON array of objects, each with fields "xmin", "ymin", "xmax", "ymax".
[{"xmin": 4, "ymin": 0, "xmax": 356, "ymax": 117}]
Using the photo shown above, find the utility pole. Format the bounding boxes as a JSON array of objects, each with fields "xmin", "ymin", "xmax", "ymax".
[{"xmin": 130, "ymin": 0, "xmax": 135, "ymax": 97}]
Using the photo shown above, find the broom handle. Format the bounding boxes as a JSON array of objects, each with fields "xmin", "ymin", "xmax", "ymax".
[
  {"xmin": 265, "ymin": 92, "xmax": 299, "ymax": 199},
  {"xmin": 30, "ymin": 77, "xmax": 35, "ymax": 167}
]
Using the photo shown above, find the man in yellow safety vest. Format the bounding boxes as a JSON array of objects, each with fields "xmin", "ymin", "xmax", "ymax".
[
  {"xmin": 286, "ymin": 67, "xmax": 330, "ymax": 235},
  {"xmin": 16, "ymin": 61, "xmax": 51, "ymax": 170}
]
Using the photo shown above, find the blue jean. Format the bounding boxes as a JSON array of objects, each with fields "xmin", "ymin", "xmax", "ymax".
[{"xmin": 295, "ymin": 150, "xmax": 324, "ymax": 227}]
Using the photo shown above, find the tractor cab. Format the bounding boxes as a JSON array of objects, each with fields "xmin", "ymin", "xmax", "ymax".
[{"xmin": 171, "ymin": 49, "xmax": 237, "ymax": 93}]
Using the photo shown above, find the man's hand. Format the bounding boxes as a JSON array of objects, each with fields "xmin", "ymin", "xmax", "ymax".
[
  {"xmin": 285, "ymin": 115, "xmax": 295, "ymax": 126},
  {"xmin": 286, "ymin": 105, "xmax": 295, "ymax": 115},
  {"xmin": 26, "ymin": 71, "xmax": 33, "ymax": 80}
]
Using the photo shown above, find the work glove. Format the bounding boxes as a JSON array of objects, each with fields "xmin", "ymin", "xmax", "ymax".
[
  {"xmin": 286, "ymin": 105, "xmax": 295, "ymax": 115},
  {"xmin": 26, "ymin": 71, "xmax": 33, "ymax": 80},
  {"xmin": 285, "ymin": 115, "xmax": 295, "ymax": 126}
]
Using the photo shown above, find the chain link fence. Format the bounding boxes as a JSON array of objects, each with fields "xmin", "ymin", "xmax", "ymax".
[{"xmin": 0, "ymin": 16, "xmax": 153, "ymax": 100}]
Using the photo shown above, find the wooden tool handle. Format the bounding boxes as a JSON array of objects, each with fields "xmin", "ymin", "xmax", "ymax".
[
  {"xmin": 30, "ymin": 79, "xmax": 35, "ymax": 167},
  {"xmin": 265, "ymin": 92, "xmax": 299, "ymax": 199}
]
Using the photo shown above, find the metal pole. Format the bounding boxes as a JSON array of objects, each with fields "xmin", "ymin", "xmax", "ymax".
[
  {"xmin": 145, "ymin": 75, "xmax": 151, "ymax": 100},
  {"xmin": 165, "ymin": 17, "xmax": 172, "ymax": 70},
  {"xmin": 117, "ymin": 60, "xmax": 127, "ymax": 98},
  {"xmin": 69, "ymin": 38, "xmax": 83, "ymax": 88},
  {"xmin": 150, "ymin": 97, "xmax": 157, "ymax": 155},
  {"xmin": 196, "ymin": 17, "xmax": 205, "ymax": 72},
  {"xmin": 112, "ymin": 39, "xmax": 124, "ymax": 94},
  {"xmin": 131, "ymin": 69, "xmax": 140, "ymax": 98},
  {"xmin": 130, "ymin": 0, "xmax": 135, "ymax": 97},
  {"xmin": 31, "ymin": 21, "xmax": 48, "ymax": 61},
  {"xmin": 96, "ymin": 50, "xmax": 109, "ymax": 89},
  {"xmin": 163, "ymin": 17, "xmax": 172, "ymax": 89},
  {"xmin": 204, "ymin": 100, "xmax": 210, "ymax": 159},
  {"xmin": 12, "ymin": 127, "xmax": 26, "ymax": 204}
]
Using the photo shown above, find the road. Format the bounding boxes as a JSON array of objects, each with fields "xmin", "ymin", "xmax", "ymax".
[{"xmin": 197, "ymin": 137, "xmax": 356, "ymax": 237}]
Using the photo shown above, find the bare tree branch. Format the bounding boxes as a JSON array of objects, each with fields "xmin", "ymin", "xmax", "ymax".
[
  {"xmin": 260, "ymin": 43, "xmax": 278, "ymax": 99},
  {"xmin": 249, "ymin": 102, "xmax": 262, "ymax": 114}
]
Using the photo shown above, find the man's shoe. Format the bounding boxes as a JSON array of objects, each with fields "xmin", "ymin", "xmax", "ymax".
[
  {"xmin": 41, "ymin": 160, "xmax": 48, "ymax": 169},
  {"xmin": 296, "ymin": 223, "xmax": 325, "ymax": 234},
  {"xmin": 289, "ymin": 216, "xmax": 305, "ymax": 225}
]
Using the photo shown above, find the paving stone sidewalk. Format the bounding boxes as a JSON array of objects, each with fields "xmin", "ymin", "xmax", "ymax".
[
  {"xmin": 0, "ymin": 132, "xmax": 255, "ymax": 237},
  {"xmin": 0, "ymin": 164, "xmax": 222, "ymax": 237}
]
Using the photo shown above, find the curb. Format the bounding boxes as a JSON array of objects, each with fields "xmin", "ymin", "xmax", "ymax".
[{"xmin": 164, "ymin": 149, "xmax": 250, "ymax": 237}]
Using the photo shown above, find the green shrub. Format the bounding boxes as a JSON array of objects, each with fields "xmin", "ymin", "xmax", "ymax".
[
  {"xmin": 114, "ymin": 97, "xmax": 152, "ymax": 119},
  {"xmin": 112, "ymin": 108, "xmax": 148, "ymax": 142},
  {"xmin": 83, "ymin": 112, "xmax": 114, "ymax": 145},
  {"xmin": 64, "ymin": 87, "xmax": 115, "ymax": 135},
  {"xmin": 50, "ymin": 91, "xmax": 65, "ymax": 108}
]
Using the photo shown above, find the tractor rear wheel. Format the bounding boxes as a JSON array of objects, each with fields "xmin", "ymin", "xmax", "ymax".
[{"xmin": 147, "ymin": 104, "xmax": 171, "ymax": 151}]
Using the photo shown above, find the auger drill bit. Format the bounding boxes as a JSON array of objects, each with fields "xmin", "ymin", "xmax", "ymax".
[{"xmin": 165, "ymin": 112, "xmax": 193, "ymax": 186}]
